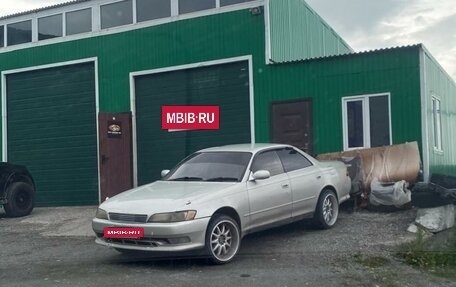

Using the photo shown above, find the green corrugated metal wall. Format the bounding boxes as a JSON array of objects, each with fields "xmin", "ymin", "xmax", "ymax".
[
  {"xmin": 268, "ymin": 0, "xmax": 352, "ymax": 62},
  {"xmin": 0, "ymin": 8, "xmax": 446, "ymax": 205},
  {"xmin": 0, "ymin": 10, "xmax": 264, "ymax": 114},
  {"xmin": 0, "ymin": 10, "xmax": 264, "ymax": 206},
  {"xmin": 422, "ymin": 50, "xmax": 456, "ymax": 176},
  {"xmin": 0, "ymin": 9, "xmax": 423, "ymax": 163},
  {"xmin": 256, "ymin": 47, "xmax": 423, "ymax": 155}
]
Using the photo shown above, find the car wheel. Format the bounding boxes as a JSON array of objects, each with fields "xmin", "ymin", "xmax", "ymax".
[
  {"xmin": 205, "ymin": 215, "xmax": 241, "ymax": 264},
  {"xmin": 4, "ymin": 182, "xmax": 35, "ymax": 217},
  {"xmin": 313, "ymin": 189, "xmax": 339, "ymax": 229}
]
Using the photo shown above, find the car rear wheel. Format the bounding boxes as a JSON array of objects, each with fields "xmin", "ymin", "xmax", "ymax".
[
  {"xmin": 205, "ymin": 215, "xmax": 241, "ymax": 264},
  {"xmin": 313, "ymin": 189, "xmax": 339, "ymax": 229},
  {"xmin": 4, "ymin": 182, "xmax": 35, "ymax": 217}
]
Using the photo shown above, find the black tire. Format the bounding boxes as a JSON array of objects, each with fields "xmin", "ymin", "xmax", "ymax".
[
  {"xmin": 4, "ymin": 182, "xmax": 35, "ymax": 217},
  {"xmin": 205, "ymin": 214, "xmax": 241, "ymax": 265},
  {"xmin": 313, "ymin": 189, "xmax": 339, "ymax": 229}
]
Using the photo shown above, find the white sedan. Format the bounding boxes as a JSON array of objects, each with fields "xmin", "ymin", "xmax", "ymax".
[{"xmin": 92, "ymin": 144, "xmax": 351, "ymax": 264}]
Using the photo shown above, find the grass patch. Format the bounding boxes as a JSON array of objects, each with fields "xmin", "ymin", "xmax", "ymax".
[
  {"xmin": 397, "ymin": 227, "xmax": 456, "ymax": 267},
  {"xmin": 397, "ymin": 226, "xmax": 456, "ymax": 279},
  {"xmin": 353, "ymin": 254, "xmax": 390, "ymax": 268}
]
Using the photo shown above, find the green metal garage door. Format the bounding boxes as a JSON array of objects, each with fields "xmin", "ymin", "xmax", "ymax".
[
  {"xmin": 6, "ymin": 62, "xmax": 98, "ymax": 206},
  {"xmin": 135, "ymin": 60, "xmax": 251, "ymax": 185}
]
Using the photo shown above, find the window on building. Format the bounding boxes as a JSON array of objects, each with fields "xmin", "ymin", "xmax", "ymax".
[
  {"xmin": 432, "ymin": 97, "xmax": 443, "ymax": 151},
  {"xmin": 343, "ymin": 94, "xmax": 391, "ymax": 150},
  {"xmin": 346, "ymin": 100, "xmax": 364, "ymax": 148},
  {"xmin": 66, "ymin": 8, "xmax": 92, "ymax": 35},
  {"xmin": 137, "ymin": 0, "xmax": 171, "ymax": 22},
  {"xmin": 101, "ymin": 0, "xmax": 133, "ymax": 29},
  {"xmin": 178, "ymin": 0, "xmax": 215, "ymax": 14},
  {"xmin": 220, "ymin": 0, "xmax": 254, "ymax": 7},
  {"xmin": 0, "ymin": 26, "xmax": 4, "ymax": 47},
  {"xmin": 369, "ymin": 95, "xmax": 390, "ymax": 147},
  {"xmin": 7, "ymin": 20, "xmax": 32, "ymax": 46},
  {"xmin": 38, "ymin": 14, "xmax": 63, "ymax": 40}
]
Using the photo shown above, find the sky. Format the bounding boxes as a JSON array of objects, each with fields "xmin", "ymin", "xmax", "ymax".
[
  {"xmin": 0, "ymin": 0, "xmax": 455, "ymax": 79},
  {"xmin": 305, "ymin": 0, "xmax": 456, "ymax": 79}
]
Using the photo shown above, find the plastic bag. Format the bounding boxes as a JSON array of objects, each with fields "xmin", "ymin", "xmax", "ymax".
[{"xmin": 369, "ymin": 178, "xmax": 411, "ymax": 207}]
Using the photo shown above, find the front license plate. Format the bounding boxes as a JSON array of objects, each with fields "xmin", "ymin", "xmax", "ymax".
[{"xmin": 103, "ymin": 227, "xmax": 144, "ymax": 239}]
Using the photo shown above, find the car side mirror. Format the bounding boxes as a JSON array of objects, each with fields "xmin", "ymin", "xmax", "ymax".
[
  {"xmin": 161, "ymin": 170, "xmax": 170, "ymax": 178},
  {"xmin": 252, "ymin": 170, "xmax": 270, "ymax": 180}
]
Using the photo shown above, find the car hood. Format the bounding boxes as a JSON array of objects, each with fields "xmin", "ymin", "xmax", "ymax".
[{"xmin": 99, "ymin": 181, "xmax": 237, "ymax": 215}]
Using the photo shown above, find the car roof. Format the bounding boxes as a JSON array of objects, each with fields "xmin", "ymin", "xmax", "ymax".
[{"xmin": 198, "ymin": 143, "xmax": 292, "ymax": 154}]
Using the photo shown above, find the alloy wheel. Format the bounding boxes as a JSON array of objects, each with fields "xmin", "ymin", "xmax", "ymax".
[
  {"xmin": 209, "ymin": 219, "xmax": 240, "ymax": 262},
  {"xmin": 322, "ymin": 193, "xmax": 338, "ymax": 226}
]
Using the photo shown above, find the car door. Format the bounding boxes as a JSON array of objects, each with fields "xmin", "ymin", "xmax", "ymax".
[
  {"xmin": 246, "ymin": 149, "xmax": 292, "ymax": 230},
  {"xmin": 276, "ymin": 148, "xmax": 323, "ymax": 217}
]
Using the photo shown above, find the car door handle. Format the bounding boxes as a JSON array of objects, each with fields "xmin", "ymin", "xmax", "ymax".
[
  {"xmin": 316, "ymin": 175, "xmax": 322, "ymax": 180},
  {"xmin": 282, "ymin": 184, "xmax": 289, "ymax": 189}
]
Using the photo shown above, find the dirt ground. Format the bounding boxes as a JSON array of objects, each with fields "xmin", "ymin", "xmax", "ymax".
[{"xmin": 0, "ymin": 204, "xmax": 455, "ymax": 287}]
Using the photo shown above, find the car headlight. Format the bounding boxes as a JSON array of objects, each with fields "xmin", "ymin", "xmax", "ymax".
[
  {"xmin": 148, "ymin": 210, "xmax": 197, "ymax": 223},
  {"xmin": 95, "ymin": 208, "xmax": 108, "ymax": 220}
]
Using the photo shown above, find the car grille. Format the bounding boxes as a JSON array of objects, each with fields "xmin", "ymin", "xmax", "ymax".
[
  {"xmin": 104, "ymin": 237, "xmax": 169, "ymax": 247},
  {"xmin": 109, "ymin": 213, "xmax": 148, "ymax": 223}
]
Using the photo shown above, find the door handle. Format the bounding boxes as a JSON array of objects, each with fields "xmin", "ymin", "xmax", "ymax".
[
  {"xmin": 282, "ymin": 184, "xmax": 289, "ymax": 189},
  {"xmin": 316, "ymin": 175, "xmax": 322, "ymax": 180}
]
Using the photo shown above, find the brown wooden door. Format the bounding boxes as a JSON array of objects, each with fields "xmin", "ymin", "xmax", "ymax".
[
  {"xmin": 271, "ymin": 100, "xmax": 313, "ymax": 155},
  {"xmin": 98, "ymin": 112, "xmax": 133, "ymax": 202}
]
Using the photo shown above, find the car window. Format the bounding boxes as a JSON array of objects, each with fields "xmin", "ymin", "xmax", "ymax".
[
  {"xmin": 165, "ymin": 152, "xmax": 252, "ymax": 182},
  {"xmin": 276, "ymin": 148, "xmax": 313, "ymax": 172},
  {"xmin": 251, "ymin": 150, "xmax": 284, "ymax": 177}
]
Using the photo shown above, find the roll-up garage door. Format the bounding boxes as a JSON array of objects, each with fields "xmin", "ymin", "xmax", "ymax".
[
  {"xmin": 135, "ymin": 60, "xmax": 251, "ymax": 185},
  {"xmin": 6, "ymin": 62, "xmax": 98, "ymax": 206}
]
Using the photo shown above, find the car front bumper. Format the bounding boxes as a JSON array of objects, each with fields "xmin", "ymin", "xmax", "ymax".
[{"xmin": 92, "ymin": 217, "xmax": 210, "ymax": 252}]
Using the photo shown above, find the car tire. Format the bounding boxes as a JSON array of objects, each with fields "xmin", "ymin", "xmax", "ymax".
[
  {"xmin": 205, "ymin": 214, "xmax": 241, "ymax": 265},
  {"xmin": 4, "ymin": 182, "xmax": 35, "ymax": 218},
  {"xmin": 313, "ymin": 189, "xmax": 339, "ymax": 229}
]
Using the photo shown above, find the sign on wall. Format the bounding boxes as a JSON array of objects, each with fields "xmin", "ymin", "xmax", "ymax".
[
  {"xmin": 161, "ymin": 106, "xmax": 220, "ymax": 131},
  {"xmin": 107, "ymin": 121, "xmax": 122, "ymax": 138}
]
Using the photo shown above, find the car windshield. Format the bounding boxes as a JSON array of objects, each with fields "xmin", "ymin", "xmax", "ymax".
[{"xmin": 165, "ymin": 152, "xmax": 252, "ymax": 182}]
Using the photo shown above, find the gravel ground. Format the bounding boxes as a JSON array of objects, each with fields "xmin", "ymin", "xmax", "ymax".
[{"xmin": 0, "ymin": 204, "xmax": 455, "ymax": 287}]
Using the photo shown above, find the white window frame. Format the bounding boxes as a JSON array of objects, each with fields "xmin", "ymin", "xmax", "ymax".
[
  {"xmin": 431, "ymin": 96, "xmax": 443, "ymax": 153},
  {"xmin": 100, "ymin": 0, "xmax": 134, "ymax": 30},
  {"xmin": 37, "ymin": 13, "xmax": 64, "ymax": 41},
  {"xmin": 64, "ymin": 7, "xmax": 94, "ymax": 36},
  {"xmin": 342, "ymin": 93, "xmax": 392, "ymax": 150},
  {"xmin": 6, "ymin": 19, "xmax": 33, "ymax": 46}
]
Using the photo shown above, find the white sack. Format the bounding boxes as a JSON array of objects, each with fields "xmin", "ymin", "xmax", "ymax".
[{"xmin": 370, "ymin": 178, "xmax": 411, "ymax": 207}]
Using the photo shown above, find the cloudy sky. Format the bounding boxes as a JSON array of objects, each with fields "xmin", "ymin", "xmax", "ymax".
[
  {"xmin": 0, "ymin": 0, "xmax": 455, "ymax": 79},
  {"xmin": 305, "ymin": 0, "xmax": 456, "ymax": 79}
]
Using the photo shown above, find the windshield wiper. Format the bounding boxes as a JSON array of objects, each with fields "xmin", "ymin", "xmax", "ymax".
[
  {"xmin": 205, "ymin": 177, "xmax": 238, "ymax": 182},
  {"xmin": 169, "ymin": 177, "xmax": 203, "ymax": 181}
]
